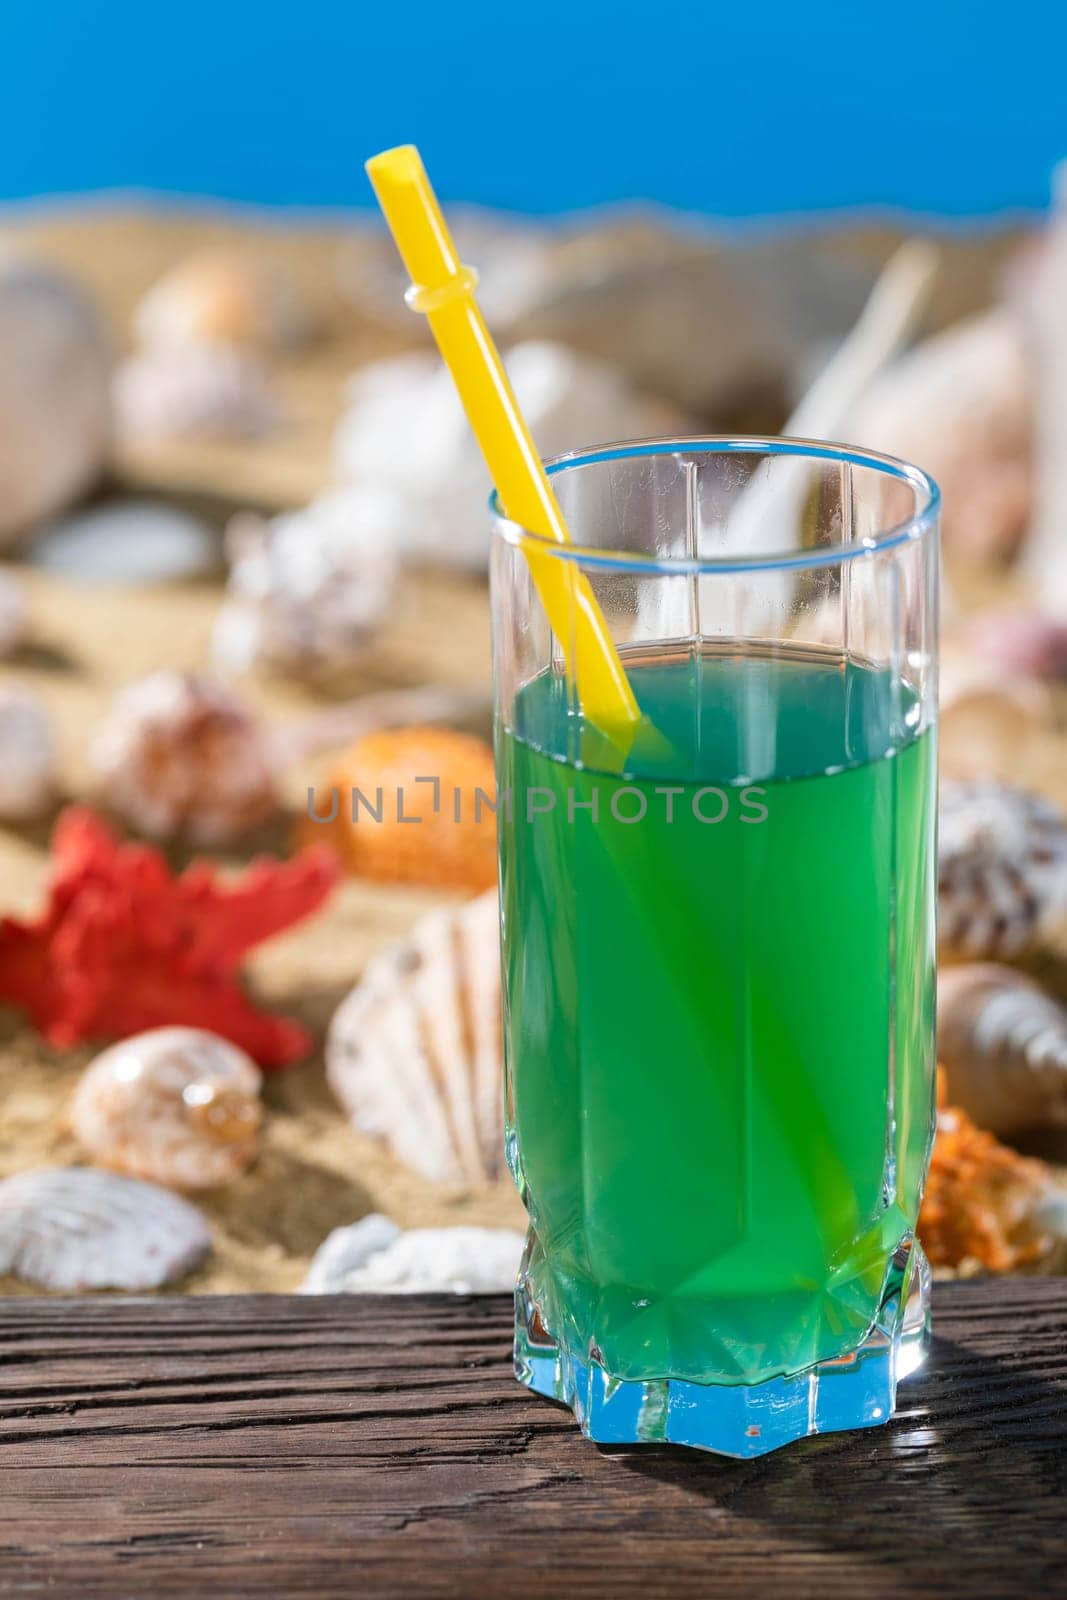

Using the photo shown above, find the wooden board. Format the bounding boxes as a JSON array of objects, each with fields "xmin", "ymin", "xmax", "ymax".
[{"xmin": 0, "ymin": 1280, "xmax": 1063, "ymax": 1598}]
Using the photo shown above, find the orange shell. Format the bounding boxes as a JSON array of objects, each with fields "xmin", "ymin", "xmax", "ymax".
[
  {"xmin": 308, "ymin": 725, "xmax": 498, "ymax": 893},
  {"xmin": 919, "ymin": 1090, "xmax": 1052, "ymax": 1273}
]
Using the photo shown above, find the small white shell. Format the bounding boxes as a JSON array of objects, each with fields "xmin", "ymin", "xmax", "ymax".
[
  {"xmin": 0, "ymin": 685, "xmax": 56, "ymax": 821},
  {"xmin": 114, "ymin": 345, "xmax": 279, "ymax": 445},
  {"xmin": 90, "ymin": 671, "xmax": 277, "ymax": 844},
  {"xmin": 133, "ymin": 251, "xmax": 314, "ymax": 353},
  {"xmin": 213, "ymin": 490, "xmax": 399, "ymax": 679},
  {"xmin": 0, "ymin": 1166, "xmax": 211, "ymax": 1290},
  {"xmin": 327, "ymin": 889, "xmax": 502, "ymax": 1186},
  {"xmin": 332, "ymin": 341, "xmax": 686, "ymax": 568},
  {"xmin": 300, "ymin": 1214, "xmax": 523, "ymax": 1295},
  {"xmin": 70, "ymin": 1027, "xmax": 263, "ymax": 1191}
]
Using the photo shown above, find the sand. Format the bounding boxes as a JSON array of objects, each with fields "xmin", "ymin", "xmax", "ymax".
[{"xmin": 0, "ymin": 563, "xmax": 525, "ymax": 1295}]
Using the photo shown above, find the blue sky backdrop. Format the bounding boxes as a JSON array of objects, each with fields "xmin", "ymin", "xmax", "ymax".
[{"xmin": 2, "ymin": 0, "xmax": 1065, "ymax": 218}]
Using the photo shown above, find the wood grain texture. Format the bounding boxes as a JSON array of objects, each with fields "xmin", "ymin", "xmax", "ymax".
[{"xmin": 0, "ymin": 1280, "xmax": 1064, "ymax": 1599}]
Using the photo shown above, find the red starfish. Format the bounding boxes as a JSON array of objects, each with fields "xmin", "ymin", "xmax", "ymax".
[{"xmin": 0, "ymin": 807, "xmax": 340, "ymax": 1069}]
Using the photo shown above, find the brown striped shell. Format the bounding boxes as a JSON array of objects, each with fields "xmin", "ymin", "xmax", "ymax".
[{"xmin": 939, "ymin": 781, "xmax": 1067, "ymax": 960}]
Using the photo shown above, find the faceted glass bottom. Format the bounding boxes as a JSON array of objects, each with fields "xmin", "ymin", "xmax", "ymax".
[{"xmin": 515, "ymin": 1234, "xmax": 931, "ymax": 1459}]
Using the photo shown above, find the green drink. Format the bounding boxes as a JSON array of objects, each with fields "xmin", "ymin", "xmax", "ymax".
[
  {"xmin": 492, "ymin": 437, "xmax": 939, "ymax": 1456},
  {"xmin": 498, "ymin": 644, "xmax": 936, "ymax": 1389}
]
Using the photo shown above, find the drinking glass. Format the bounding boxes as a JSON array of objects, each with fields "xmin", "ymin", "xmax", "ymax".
[{"xmin": 490, "ymin": 437, "xmax": 939, "ymax": 1458}]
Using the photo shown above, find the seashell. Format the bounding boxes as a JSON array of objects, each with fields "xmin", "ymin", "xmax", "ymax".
[
  {"xmin": 0, "ymin": 571, "xmax": 28, "ymax": 657},
  {"xmin": 332, "ymin": 340, "xmax": 687, "ymax": 568},
  {"xmin": 965, "ymin": 609, "xmax": 1067, "ymax": 682},
  {"xmin": 0, "ymin": 685, "xmax": 57, "ymax": 821},
  {"xmin": 33, "ymin": 499, "xmax": 217, "ymax": 583},
  {"xmin": 1020, "ymin": 159, "xmax": 1067, "ymax": 616},
  {"xmin": 327, "ymin": 889, "xmax": 502, "ymax": 1185},
  {"xmin": 0, "ymin": 1166, "xmax": 211, "ymax": 1290},
  {"xmin": 938, "ymin": 964, "xmax": 1067, "ymax": 1138},
  {"xmin": 849, "ymin": 308, "xmax": 1032, "ymax": 563},
  {"xmin": 311, "ymin": 726, "xmax": 497, "ymax": 892},
  {"xmin": 133, "ymin": 250, "xmax": 315, "ymax": 353},
  {"xmin": 937, "ymin": 646, "xmax": 1052, "ymax": 784},
  {"xmin": 114, "ymin": 344, "xmax": 279, "ymax": 445},
  {"xmin": 69, "ymin": 1027, "xmax": 263, "ymax": 1190},
  {"xmin": 90, "ymin": 671, "xmax": 278, "ymax": 845},
  {"xmin": 0, "ymin": 257, "xmax": 111, "ymax": 547},
  {"xmin": 212, "ymin": 489, "xmax": 400, "ymax": 679},
  {"xmin": 300, "ymin": 1213, "xmax": 524, "ymax": 1294},
  {"xmin": 938, "ymin": 781, "xmax": 1067, "ymax": 960},
  {"xmin": 919, "ymin": 1097, "xmax": 1066, "ymax": 1275}
]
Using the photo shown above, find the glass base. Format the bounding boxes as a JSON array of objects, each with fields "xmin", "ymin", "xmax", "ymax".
[{"xmin": 515, "ymin": 1235, "xmax": 930, "ymax": 1460}]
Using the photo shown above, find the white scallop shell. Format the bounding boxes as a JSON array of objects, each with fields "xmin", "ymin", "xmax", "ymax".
[
  {"xmin": 70, "ymin": 1027, "xmax": 263, "ymax": 1191},
  {"xmin": 0, "ymin": 684, "xmax": 56, "ymax": 821},
  {"xmin": 89, "ymin": 671, "xmax": 277, "ymax": 844},
  {"xmin": 326, "ymin": 889, "xmax": 503, "ymax": 1185},
  {"xmin": 114, "ymin": 344, "xmax": 279, "ymax": 445},
  {"xmin": 213, "ymin": 489, "xmax": 399, "ymax": 679},
  {"xmin": 0, "ymin": 1166, "xmax": 211, "ymax": 1290},
  {"xmin": 300, "ymin": 1213, "xmax": 523, "ymax": 1295},
  {"xmin": 0, "ymin": 258, "xmax": 111, "ymax": 548}
]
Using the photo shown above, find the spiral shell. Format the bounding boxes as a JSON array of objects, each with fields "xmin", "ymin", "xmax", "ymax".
[
  {"xmin": 213, "ymin": 490, "xmax": 399, "ymax": 679},
  {"xmin": 327, "ymin": 889, "xmax": 503, "ymax": 1185},
  {"xmin": 90, "ymin": 671, "xmax": 277, "ymax": 844},
  {"xmin": 70, "ymin": 1027, "xmax": 263, "ymax": 1191},
  {"xmin": 938, "ymin": 781, "xmax": 1067, "ymax": 960}
]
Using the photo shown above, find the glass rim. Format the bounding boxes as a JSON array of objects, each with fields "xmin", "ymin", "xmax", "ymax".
[{"xmin": 490, "ymin": 435, "xmax": 941, "ymax": 576}]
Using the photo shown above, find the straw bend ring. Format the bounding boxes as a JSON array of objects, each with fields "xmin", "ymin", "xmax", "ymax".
[{"xmin": 404, "ymin": 265, "xmax": 480, "ymax": 315}]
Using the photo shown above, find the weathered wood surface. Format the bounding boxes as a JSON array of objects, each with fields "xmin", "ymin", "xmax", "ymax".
[{"xmin": 0, "ymin": 1280, "xmax": 1064, "ymax": 1599}]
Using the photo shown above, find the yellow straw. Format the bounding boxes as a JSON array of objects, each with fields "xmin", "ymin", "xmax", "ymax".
[{"xmin": 365, "ymin": 144, "xmax": 641, "ymax": 753}]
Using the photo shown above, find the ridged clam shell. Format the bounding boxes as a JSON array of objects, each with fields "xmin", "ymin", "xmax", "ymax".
[
  {"xmin": 939, "ymin": 781, "xmax": 1067, "ymax": 959},
  {"xmin": 300, "ymin": 1213, "xmax": 523, "ymax": 1294},
  {"xmin": 326, "ymin": 889, "xmax": 503, "ymax": 1185},
  {"xmin": 69, "ymin": 1028, "xmax": 263, "ymax": 1191},
  {"xmin": 0, "ymin": 1166, "xmax": 211, "ymax": 1290}
]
